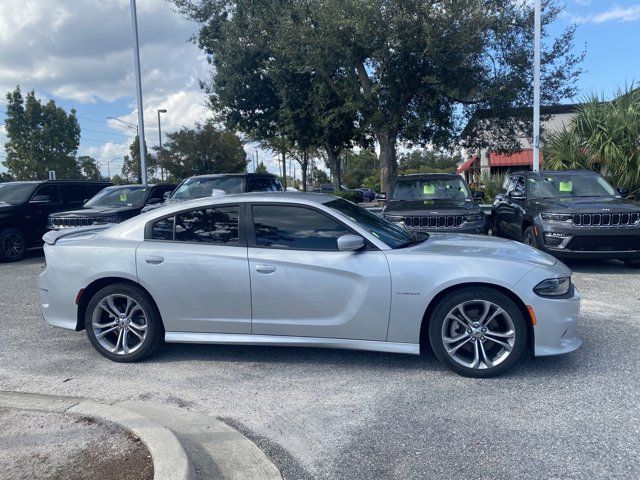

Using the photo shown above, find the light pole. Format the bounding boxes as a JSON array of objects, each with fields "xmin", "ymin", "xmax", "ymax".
[
  {"xmin": 533, "ymin": 0, "xmax": 541, "ymax": 172},
  {"xmin": 107, "ymin": 116, "xmax": 138, "ymax": 133},
  {"xmin": 129, "ymin": 0, "xmax": 148, "ymax": 185},
  {"xmin": 157, "ymin": 109, "xmax": 167, "ymax": 181}
]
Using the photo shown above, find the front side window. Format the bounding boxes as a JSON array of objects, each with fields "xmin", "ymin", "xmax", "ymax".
[
  {"xmin": 62, "ymin": 184, "xmax": 87, "ymax": 203},
  {"xmin": 252, "ymin": 205, "xmax": 350, "ymax": 250},
  {"xmin": 150, "ymin": 205, "xmax": 239, "ymax": 244},
  {"xmin": 33, "ymin": 184, "xmax": 61, "ymax": 203},
  {"xmin": 0, "ymin": 183, "xmax": 36, "ymax": 205}
]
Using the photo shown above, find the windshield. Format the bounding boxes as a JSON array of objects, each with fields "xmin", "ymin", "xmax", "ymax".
[
  {"xmin": 172, "ymin": 177, "xmax": 244, "ymax": 200},
  {"xmin": 528, "ymin": 173, "xmax": 617, "ymax": 199},
  {"xmin": 0, "ymin": 183, "xmax": 36, "ymax": 204},
  {"xmin": 85, "ymin": 186, "xmax": 148, "ymax": 208},
  {"xmin": 325, "ymin": 198, "xmax": 423, "ymax": 249},
  {"xmin": 392, "ymin": 178, "xmax": 470, "ymax": 201}
]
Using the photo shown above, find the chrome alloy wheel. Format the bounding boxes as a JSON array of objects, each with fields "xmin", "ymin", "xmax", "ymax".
[
  {"xmin": 91, "ymin": 294, "xmax": 148, "ymax": 355},
  {"xmin": 441, "ymin": 300, "xmax": 516, "ymax": 370}
]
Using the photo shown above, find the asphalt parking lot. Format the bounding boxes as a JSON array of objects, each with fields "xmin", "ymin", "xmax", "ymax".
[{"xmin": 1, "ymin": 251, "xmax": 639, "ymax": 479}]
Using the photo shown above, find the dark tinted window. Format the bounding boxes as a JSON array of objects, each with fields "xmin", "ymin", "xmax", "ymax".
[
  {"xmin": 0, "ymin": 183, "xmax": 36, "ymax": 204},
  {"xmin": 86, "ymin": 183, "xmax": 108, "ymax": 197},
  {"xmin": 61, "ymin": 184, "xmax": 87, "ymax": 203},
  {"xmin": 149, "ymin": 186, "xmax": 174, "ymax": 202},
  {"xmin": 174, "ymin": 206, "xmax": 239, "ymax": 244},
  {"xmin": 33, "ymin": 184, "xmax": 60, "ymax": 203},
  {"xmin": 252, "ymin": 205, "xmax": 349, "ymax": 250},
  {"xmin": 247, "ymin": 177, "xmax": 282, "ymax": 192},
  {"xmin": 151, "ymin": 217, "xmax": 174, "ymax": 240}
]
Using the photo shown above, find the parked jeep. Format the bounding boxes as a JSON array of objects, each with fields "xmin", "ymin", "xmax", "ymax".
[
  {"xmin": 382, "ymin": 173, "xmax": 488, "ymax": 234},
  {"xmin": 0, "ymin": 180, "xmax": 111, "ymax": 261},
  {"xmin": 48, "ymin": 183, "xmax": 176, "ymax": 230},
  {"xmin": 141, "ymin": 173, "xmax": 283, "ymax": 212},
  {"xmin": 494, "ymin": 170, "xmax": 640, "ymax": 267}
]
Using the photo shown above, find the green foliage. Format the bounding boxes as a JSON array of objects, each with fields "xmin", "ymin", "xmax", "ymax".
[
  {"xmin": 77, "ymin": 156, "xmax": 101, "ymax": 180},
  {"xmin": 110, "ymin": 174, "xmax": 127, "ymax": 186},
  {"xmin": 543, "ymin": 85, "xmax": 640, "ymax": 194},
  {"xmin": 122, "ymin": 135, "xmax": 157, "ymax": 183},
  {"xmin": 158, "ymin": 120, "xmax": 247, "ymax": 181},
  {"xmin": 3, "ymin": 86, "xmax": 81, "ymax": 180},
  {"xmin": 333, "ymin": 190, "xmax": 359, "ymax": 202},
  {"xmin": 398, "ymin": 150, "xmax": 460, "ymax": 174},
  {"xmin": 0, "ymin": 172, "xmax": 14, "ymax": 182},
  {"xmin": 255, "ymin": 161, "xmax": 268, "ymax": 174},
  {"xmin": 479, "ymin": 173, "xmax": 506, "ymax": 204},
  {"xmin": 342, "ymin": 149, "xmax": 377, "ymax": 189},
  {"xmin": 310, "ymin": 164, "xmax": 330, "ymax": 185}
]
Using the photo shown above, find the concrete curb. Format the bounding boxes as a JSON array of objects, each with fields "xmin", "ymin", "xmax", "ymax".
[{"xmin": 0, "ymin": 391, "xmax": 194, "ymax": 480}]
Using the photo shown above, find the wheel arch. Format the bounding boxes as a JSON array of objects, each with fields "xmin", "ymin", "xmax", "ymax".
[
  {"xmin": 419, "ymin": 282, "xmax": 534, "ymax": 355},
  {"xmin": 76, "ymin": 277, "xmax": 162, "ymax": 331}
]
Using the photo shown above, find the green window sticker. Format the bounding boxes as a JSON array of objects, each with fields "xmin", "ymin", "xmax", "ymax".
[
  {"xmin": 422, "ymin": 184, "xmax": 435, "ymax": 195},
  {"xmin": 119, "ymin": 193, "xmax": 127, "ymax": 202},
  {"xmin": 559, "ymin": 181, "xmax": 573, "ymax": 193}
]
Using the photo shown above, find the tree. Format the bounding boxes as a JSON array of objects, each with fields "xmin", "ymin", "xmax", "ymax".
[
  {"xmin": 544, "ymin": 86, "xmax": 640, "ymax": 194},
  {"xmin": 3, "ymin": 86, "xmax": 81, "ymax": 180},
  {"xmin": 342, "ymin": 149, "xmax": 377, "ymax": 189},
  {"xmin": 77, "ymin": 156, "xmax": 101, "ymax": 180},
  {"xmin": 176, "ymin": 0, "xmax": 583, "ymax": 194},
  {"xmin": 122, "ymin": 135, "xmax": 156, "ymax": 183},
  {"xmin": 158, "ymin": 120, "xmax": 247, "ymax": 181},
  {"xmin": 0, "ymin": 172, "xmax": 13, "ymax": 182},
  {"xmin": 255, "ymin": 161, "xmax": 269, "ymax": 174},
  {"xmin": 397, "ymin": 150, "xmax": 461, "ymax": 174}
]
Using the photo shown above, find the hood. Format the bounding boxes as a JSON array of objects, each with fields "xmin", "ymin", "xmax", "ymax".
[
  {"xmin": 49, "ymin": 205, "xmax": 141, "ymax": 218},
  {"xmin": 531, "ymin": 196, "xmax": 640, "ymax": 213},
  {"xmin": 0, "ymin": 202, "xmax": 18, "ymax": 212},
  {"xmin": 384, "ymin": 199, "xmax": 480, "ymax": 216},
  {"xmin": 406, "ymin": 233, "xmax": 557, "ymax": 267}
]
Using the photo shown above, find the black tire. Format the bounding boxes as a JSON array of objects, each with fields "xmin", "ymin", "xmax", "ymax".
[
  {"xmin": 85, "ymin": 282, "xmax": 163, "ymax": 362},
  {"xmin": 429, "ymin": 287, "xmax": 528, "ymax": 378},
  {"xmin": 623, "ymin": 259, "xmax": 640, "ymax": 269},
  {"xmin": 0, "ymin": 228, "xmax": 27, "ymax": 262},
  {"xmin": 522, "ymin": 226, "xmax": 537, "ymax": 248}
]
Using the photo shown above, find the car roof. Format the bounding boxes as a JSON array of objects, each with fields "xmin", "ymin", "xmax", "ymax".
[
  {"xmin": 1, "ymin": 179, "xmax": 111, "ymax": 185},
  {"xmin": 187, "ymin": 173, "xmax": 278, "ymax": 179},
  {"xmin": 102, "ymin": 183, "xmax": 175, "ymax": 189},
  {"xmin": 511, "ymin": 169, "xmax": 598, "ymax": 177},
  {"xmin": 396, "ymin": 173, "xmax": 461, "ymax": 179}
]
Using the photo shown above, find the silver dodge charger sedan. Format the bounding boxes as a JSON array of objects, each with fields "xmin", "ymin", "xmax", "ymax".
[{"xmin": 38, "ymin": 192, "xmax": 581, "ymax": 377}]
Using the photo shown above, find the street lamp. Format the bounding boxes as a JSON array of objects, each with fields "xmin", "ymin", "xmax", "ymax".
[
  {"xmin": 157, "ymin": 109, "xmax": 167, "ymax": 181},
  {"xmin": 129, "ymin": 0, "xmax": 148, "ymax": 186},
  {"xmin": 533, "ymin": 0, "xmax": 541, "ymax": 172},
  {"xmin": 107, "ymin": 116, "xmax": 138, "ymax": 133}
]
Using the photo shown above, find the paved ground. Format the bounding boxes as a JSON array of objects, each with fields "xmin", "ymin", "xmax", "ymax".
[
  {"xmin": 0, "ymin": 406, "xmax": 152, "ymax": 480},
  {"xmin": 1, "ymin": 250, "xmax": 639, "ymax": 479}
]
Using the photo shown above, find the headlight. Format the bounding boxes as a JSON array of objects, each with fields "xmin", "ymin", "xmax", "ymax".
[
  {"xmin": 465, "ymin": 214, "xmax": 484, "ymax": 222},
  {"xmin": 534, "ymin": 277, "xmax": 572, "ymax": 297},
  {"xmin": 541, "ymin": 212, "xmax": 572, "ymax": 222},
  {"xmin": 384, "ymin": 215, "xmax": 404, "ymax": 223}
]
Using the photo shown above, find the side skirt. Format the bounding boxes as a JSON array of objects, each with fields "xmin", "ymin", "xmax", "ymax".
[{"xmin": 164, "ymin": 332, "xmax": 420, "ymax": 355}]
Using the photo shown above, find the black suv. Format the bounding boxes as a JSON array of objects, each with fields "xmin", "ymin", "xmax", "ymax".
[
  {"xmin": 494, "ymin": 170, "xmax": 640, "ymax": 267},
  {"xmin": 382, "ymin": 173, "xmax": 488, "ymax": 234},
  {"xmin": 0, "ymin": 180, "xmax": 111, "ymax": 261},
  {"xmin": 48, "ymin": 183, "xmax": 176, "ymax": 230},
  {"xmin": 142, "ymin": 173, "xmax": 283, "ymax": 212}
]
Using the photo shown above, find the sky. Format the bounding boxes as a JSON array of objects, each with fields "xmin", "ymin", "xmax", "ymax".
[{"xmin": 0, "ymin": 0, "xmax": 639, "ymax": 178}]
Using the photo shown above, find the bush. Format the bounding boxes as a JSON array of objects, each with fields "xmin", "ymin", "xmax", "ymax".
[
  {"xmin": 479, "ymin": 173, "xmax": 506, "ymax": 203},
  {"xmin": 333, "ymin": 190, "xmax": 359, "ymax": 202}
]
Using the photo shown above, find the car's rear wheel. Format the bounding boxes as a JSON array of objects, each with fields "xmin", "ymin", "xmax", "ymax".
[
  {"xmin": 0, "ymin": 228, "xmax": 26, "ymax": 262},
  {"xmin": 85, "ymin": 283, "xmax": 163, "ymax": 362},
  {"xmin": 522, "ymin": 226, "xmax": 537, "ymax": 248},
  {"xmin": 429, "ymin": 288, "xmax": 527, "ymax": 378}
]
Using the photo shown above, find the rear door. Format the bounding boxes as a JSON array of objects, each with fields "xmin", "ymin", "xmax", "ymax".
[
  {"xmin": 136, "ymin": 203, "xmax": 252, "ymax": 334},
  {"xmin": 247, "ymin": 203, "xmax": 391, "ymax": 340}
]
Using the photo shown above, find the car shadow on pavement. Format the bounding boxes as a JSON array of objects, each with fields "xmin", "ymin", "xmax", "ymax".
[{"xmin": 563, "ymin": 258, "xmax": 637, "ymax": 275}]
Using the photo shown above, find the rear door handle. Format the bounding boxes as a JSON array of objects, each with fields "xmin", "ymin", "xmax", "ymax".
[
  {"xmin": 145, "ymin": 256, "xmax": 164, "ymax": 265},
  {"xmin": 255, "ymin": 264, "xmax": 276, "ymax": 274}
]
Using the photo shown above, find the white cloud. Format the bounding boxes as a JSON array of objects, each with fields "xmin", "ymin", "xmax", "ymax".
[{"xmin": 573, "ymin": 4, "xmax": 640, "ymax": 24}]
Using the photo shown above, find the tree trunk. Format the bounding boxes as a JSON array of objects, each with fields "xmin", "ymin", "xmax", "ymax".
[
  {"xmin": 377, "ymin": 131, "xmax": 397, "ymax": 195},
  {"xmin": 324, "ymin": 145, "xmax": 341, "ymax": 191},
  {"xmin": 301, "ymin": 151, "xmax": 308, "ymax": 191},
  {"xmin": 281, "ymin": 150, "xmax": 287, "ymax": 189}
]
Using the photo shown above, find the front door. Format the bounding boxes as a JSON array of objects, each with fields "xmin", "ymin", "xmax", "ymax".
[
  {"xmin": 136, "ymin": 204, "xmax": 252, "ymax": 334},
  {"xmin": 247, "ymin": 203, "xmax": 391, "ymax": 340},
  {"xmin": 29, "ymin": 184, "xmax": 63, "ymax": 243}
]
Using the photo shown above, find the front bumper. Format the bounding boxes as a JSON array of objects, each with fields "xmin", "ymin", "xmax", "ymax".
[
  {"xmin": 390, "ymin": 219, "xmax": 488, "ymax": 235},
  {"xmin": 534, "ymin": 219, "xmax": 640, "ymax": 260},
  {"xmin": 531, "ymin": 287, "xmax": 582, "ymax": 356}
]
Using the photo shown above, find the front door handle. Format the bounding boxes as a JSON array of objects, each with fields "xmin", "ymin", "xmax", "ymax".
[
  {"xmin": 255, "ymin": 264, "xmax": 276, "ymax": 274},
  {"xmin": 145, "ymin": 256, "xmax": 164, "ymax": 265}
]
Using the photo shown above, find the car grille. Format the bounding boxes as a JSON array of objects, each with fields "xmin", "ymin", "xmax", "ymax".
[
  {"xmin": 50, "ymin": 217, "xmax": 97, "ymax": 229},
  {"xmin": 567, "ymin": 235, "xmax": 640, "ymax": 252},
  {"xmin": 572, "ymin": 212, "xmax": 640, "ymax": 227},
  {"xmin": 403, "ymin": 215, "xmax": 464, "ymax": 229}
]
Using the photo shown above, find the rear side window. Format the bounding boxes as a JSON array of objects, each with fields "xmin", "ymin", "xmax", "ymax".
[
  {"xmin": 150, "ymin": 205, "xmax": 239, "ymax": 245},
  {"xmin": 252, "ymin": 205, "xmax": 349, "ymax": 251},
  {"xmin": 247, "ymin": 177, "xmax": 282, "ymax": 192}
]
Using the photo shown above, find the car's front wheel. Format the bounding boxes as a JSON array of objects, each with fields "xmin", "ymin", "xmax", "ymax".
[
  {"xmin": 522, "ymin": 226, "xmax": 538, "ymax": 248},
  {"xmin": 429, "ymin": 288, "xmax": 528, "ymax": 378},
  {"xmin": 0, "ymin": 228, "xmax": 26, "ymax": 262},
  {"xmin": 85, "ymin": 283, "xmax": 163, "ymax": 362}
]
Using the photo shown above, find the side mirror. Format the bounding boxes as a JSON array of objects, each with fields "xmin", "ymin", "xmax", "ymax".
[
  {"xmin": 508, "ymin": 190, "xmax": 525, "ymax": 200},
  {"xmin": 337, "ymin": 234, "xmax": 365, "ymax": 252},
  {"xmin": 473, "ymin": 191, "xmax": 485, "ymax": 200},
  {"xmin": 617, "ymin": 187, "xmax": 629, "ymax": 196},
  {"xmin": 31, "ymin": 195, "xmax": 51, "ymax": 203},
  {"xmin": 147, "ymin": 198, "xmax": 162, "ymax": 205},
  {"xmin": 378, "ymin": 192, "xmax": 387, "ymax": 200},
  {"xmin": 163, "ymin": 191, "xmax": 172, "ymax": 200}
]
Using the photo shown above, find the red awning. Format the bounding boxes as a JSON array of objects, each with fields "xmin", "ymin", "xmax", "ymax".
[
  {"xmin": 490, "ymin": 149, "xmax": 541, "ymax": 167},
  {"xmin": 456, "ymin": 156, "xmax": 478, "ymax": 173}
]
